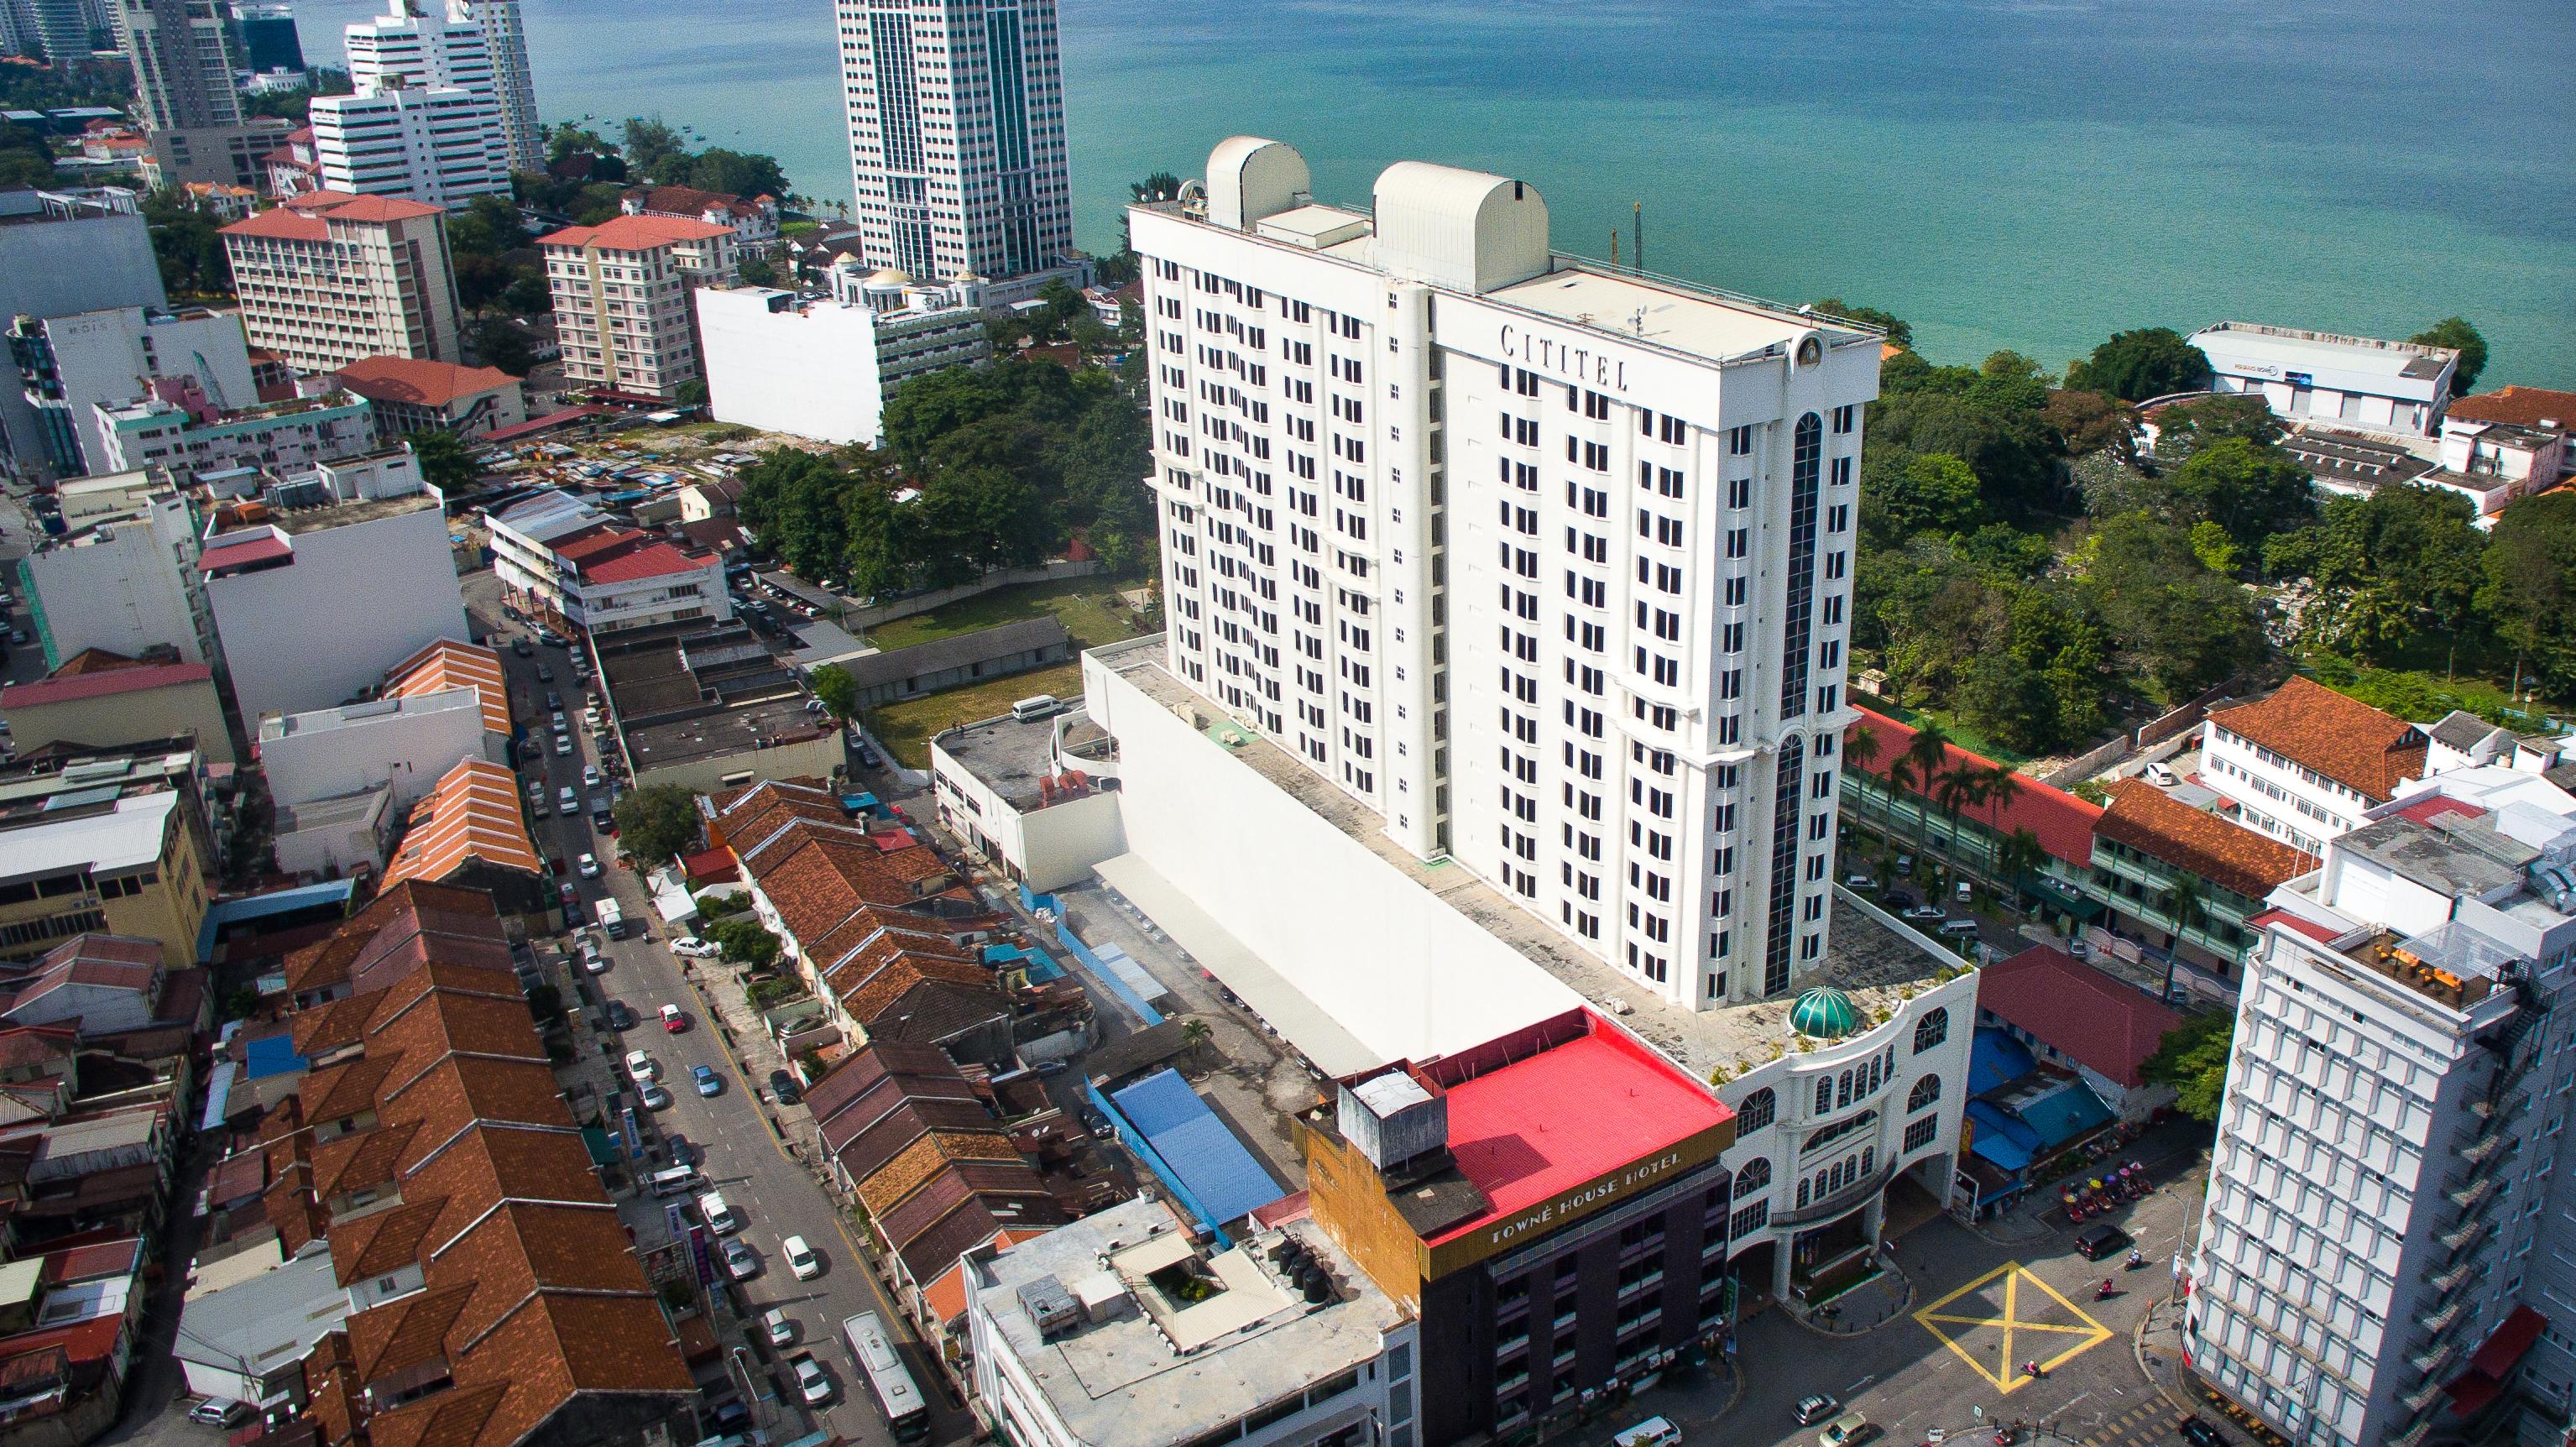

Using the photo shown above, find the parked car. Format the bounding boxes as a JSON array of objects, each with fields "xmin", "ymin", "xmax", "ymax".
[
  {"xmin": 1954, "ymin": 880, "xmax": 1973, "ymax": 905},
  {"xmin": 189, "ymin": 1399, "xmax": 254, "ymax": 1429},
  {"xmin": 2145, "ymin": 760, "xmax": 2180, "ymax": 787},
  {"xmin": 2179, "ymin": 1420, "xmax": 2229, "ymax": 1447},
  {"xmin": 604, "ymin": 1000, "xmax": 635, "ymax": 1031},
  {"xmin": 702, "ymin": 1398, "xmax": 750, "ymax": 1434},
  {"xmin": 1817, "ymin": 1413, "xmax": 1877, "ymax": 1447},
  {"xmin": 692, "ymin": 1064, "xmax": 722, "ymax": 1097},
  {"xmin": 577, "ymin": 853, "xmax": 601, "ymax": 878},
  {"xmin": 661, "ymin": 1004, "xmax": 686, "ymax": 1033},
  {"xmin": 767, "ymin": 1068, "xmax": 801, "ymax": 1105},
  {"xmin": 1793, "ymin": 1394, "xmax": 1840, "ymax": 1427},
  {"xmin": 530, "ymin": 796, "xmax": 551, "ymax": 819},
  {"xmin": 1881, "ymin": 889, "xmax": 1916, "ymax": 912},
  {"xmin": 666, "ymin": 1135, "xmax": 698, "ymax": 1168},
  {"xmin": 582, "ymin": 764, "xmax": 602, "ymax": 788},
  {"xmin": 1892, "ymin": 854, "xmax": 1915, "ymax": 877},
  {"xmin": 1901, "ymin": 903, "xmax": 1946, "ymax": 923},
  {"xmin": 762, "ymin": 1309, "xmax": 795, "ymax": 1347},
  {"xmin": 721, "ymin": 1238, "xmax": 758, "ymax": 1279},
  {"xmin": 781, "ymin": 1234, "xmax": 821, "ymax": 1280},
  {"xmin": 511, "ymin": 638, "xmax": 532, "ymax": 658},
  {"xmin": 624, "ymin": 1050, "xmax": 658, "ymax": 1081},
  {"xmin": 552, "ymin": 734, "xmax": 572, "ymax": 756},
  {"xmin": 790, "ymin": 1355, "xmax": 831, "ymax": 1405},
  {"xmin": 544, "ymin": 690, "xmax": 562, "ymax": 711},
  {"xmin": 1842, "ymin": 871, "xmax": 1877, "ymax": 891},
  {"xmin": 558, "ymin": 881, "xmax": 578, "ymax": 908},
  {"xmin": 536, "ymin": 664, "xmax": 553, "ymax": 682},
  {"xmin": 579, "ymin": 939, "xmax": 609, "ymax": 974},
  {"xmin": 638, "ymin": 1081, "xmax": 672, "ymax": 1110},
  {"xmin": 669, "ymin": 937, "xmax": 719, "ymax": 959},
  {"xmin": 1078, "ymin": 1105, "xmax": 1113, "ymax": 1139},
  {"xmin": 556, "ymin": 786, "xmax": 578, "ymax": 810}
]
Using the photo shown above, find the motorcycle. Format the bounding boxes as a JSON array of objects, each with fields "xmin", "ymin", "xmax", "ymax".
[{"xmin": 2094, "ymin": 1278, "xmax": 2119, "ymax": 1301}]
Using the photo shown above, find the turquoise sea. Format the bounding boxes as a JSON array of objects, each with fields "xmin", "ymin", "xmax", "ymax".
[{"xmin": 294, "ymin": 0, "xmax": 2576, "ymax": 386}]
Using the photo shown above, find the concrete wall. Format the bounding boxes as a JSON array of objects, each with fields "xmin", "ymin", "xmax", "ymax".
[
  {"xmin": 696, "ymin": 288, "xmax": 889, "ymax": 446},
  {"xmin": 630, "ymin": 729, "xmax": 844, "ymax": 799},
  {"xmin": 1084, "ymin": 647, "xmax": 1577, "ymax": 1065},
  {"xmin": 262, "ymin": 692, "xmax": 492, "ymax": 809},
  {"xmin": 205, "ymin": 504, "xmax": 470, "ymax": 723},
  {"xmin": 8, "ymin": 676, "xmax": 236, "ymax": 767},
  {"xmin": 930, "ymin": 734, "xmax": 1126, "ymax": 894},
  {"xmin": 17, "ymin": 499, "xmax": 206, "ymax": 670},
  {"xmin": 842, "ymin": 558, "xmax": 1101, "ymax": 629}
]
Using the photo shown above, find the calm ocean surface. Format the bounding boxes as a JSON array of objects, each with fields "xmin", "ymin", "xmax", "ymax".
[{"xmin": 294, "ymin": 0, "xmax": 2576, "ymax": 386}]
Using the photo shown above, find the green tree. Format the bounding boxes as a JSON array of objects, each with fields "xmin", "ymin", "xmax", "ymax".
[
  {"xmin": 2065, "ymin": 326, "xmax": 2212, "ymax": 402},
  {"xmin": 1858, "ymin": 450, "xmax": 1983, "ymax": 545},
  {"xmin": 707, "ymin": 917, "xmax": 780, "ymax": 969},
  {"xmin": 1992, "ymin": 828, "xmax": 2048, "ymax": 896},
  {"xmin": 2085, "ymin": 514, "xmax": 2267, "ymax": 699},
  {"xmin": 2165, "ymin": 436, "xmax": 2316, "ymax": 553},
  {"xmin": 2142, "ymin": 1011, "xmax": 2234, "ymax": 1121},
  {"xmin": 2479, "ymin": 491, "xmax": 2576, "ymax": 694},
  {"xmin": 502, "ymin": 267, "xmax": 551, "ymax": 316},
  {"xmin": 140, "ymin": 187, "xmax": 232, "ymax": 297},
  {"xmin": 1894, "ymin": 718, "xmax": 1957, "ymax": 856},
  {"xmin": 809, "ymin": 663, "xmax": 859, "ymax": 724},
  {"xmin": 2040, "ymin": 389, "xmax": 2137, "ymax": 462},
  {"xmin": 469, "ymin": 317, "xmax": 537, "ymax": 376},
  {"xmin": 2408, "ymin": 317, "xmax": 2488, "ymax": 398},
  {"xmin": 405, "ymin": 429, "xmax": 478, "ymax": 494},
  {"xmin": 738, "ymin": 253, "xmax": 780, "ymax": 287},
  {"xmin": 448, "ymin": 193, "xmax": 528, "ymax": 258},
  {"xmin": 737, "ymin": 449, "xmax": 855, "ymax": 578},
  {"xmin": 1868, "ymin": 387, "xmax": 2057, "ymax": 517},
  {"xmin": 0, "ymin": 123, "xmax": 58, "ymax": 189},
  {"xmin": 682, "ymin": 148, "xmax": 790, "ymax": 201},
  {"xmin": 1805, "ymin": 298, "xmax": 1912, "ymax": 350},
  {"xmin": 2266, "ymin": 484, "xmax": 2485, "ymax": 661},
  {"xmin": 612, "ymin": 785, "xmax": 700, "ymax": 865},
  {"xmin": 675, "ymin": 378, "xmax": 708, "ymax": 408},
  {"xmin": 2150, "ymin": 393, "xmax": 2281, "ymax": 458}
]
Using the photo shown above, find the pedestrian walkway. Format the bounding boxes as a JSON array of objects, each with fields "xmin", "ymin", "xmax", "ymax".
[{"xmin": 1794, "ymin": 1259, "xmax": 1912, "ymax": 1335}]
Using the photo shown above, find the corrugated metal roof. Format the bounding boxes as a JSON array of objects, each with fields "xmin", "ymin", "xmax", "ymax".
[{"xmin": 1108, "ymin": 1070, "xmax": 1282, "ymax": 1230}]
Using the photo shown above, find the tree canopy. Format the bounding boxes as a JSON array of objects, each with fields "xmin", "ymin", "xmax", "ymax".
[
  {"xmin": 611, "ymin": 786, "xmax": 699, "ymax": 865},
  {"xmin": 405, "ymin": 430, "xmax": 479, "ymax": 494},
  {"xmin": 2064, "ymin": 327, "xmax": 2211, "ymax": 402},
  {"xmin": 2142, "ymin": 1011, "xmax": 2234, "ymax": 1121},
  {"xmin": 2408, "ymin": 316, "xmax": 2489, "ymax": 398}
]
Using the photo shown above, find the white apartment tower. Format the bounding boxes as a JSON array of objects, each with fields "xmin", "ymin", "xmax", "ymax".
[
  {"xmin": 314, "ymin": 0, "xmax": 508, "ymax": 210},
  {"xmin": 113, "ymin": 0, "xmax": 243, "ymax": 131},
  {"xmin": 833, "ymin": 0, "xmax": 1074, "ymax": 285},
  {"xmin": 2187, "ymin": 767, "xmax": 2576, "ymax": 1447},
  {"xmin": 1130, "ymin": 138, "xmax": 1880, "ymax": 1012},
  {"xmin": 461, "ymin": 0, "xmax": 539, "ymax": 175}
]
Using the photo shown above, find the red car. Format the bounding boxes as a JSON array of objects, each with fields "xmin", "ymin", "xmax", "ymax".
[{"xmin": 660, "ymin": 1004, "xmax": 686, "ymax": 1033}]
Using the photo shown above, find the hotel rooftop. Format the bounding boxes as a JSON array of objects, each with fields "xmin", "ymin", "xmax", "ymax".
[{"xmin": 1094, "ymin": 637, "xmax": 1958, "ymax": 1080}]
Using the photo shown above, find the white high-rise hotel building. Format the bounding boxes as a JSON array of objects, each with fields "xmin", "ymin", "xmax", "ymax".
[
  {"xmin": 1131, "ymin": 138, "xmax": 1878, "ymax": 1010},
  {"xmin": 2188, "ymin": 763, "xmax": 2576, "ymax": 1447},
  {"xmin": 313, "ymin": 0, "xmax": 525, "ymax": 210},
  {"xmin": 832, "ymin": 0, "xmax": 1075, "ymax": 287}
]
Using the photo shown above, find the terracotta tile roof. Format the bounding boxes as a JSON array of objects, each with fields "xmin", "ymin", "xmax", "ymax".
[
  {"xmin": 283, "ymin": 882, "xmax": 499, "ymax": 998},
  {"xmin": 328, "ymin": 1194, "xmax": 445, "ymax": 1284},
  {"xmin": 2098, "ymin": 780, "xmax": 2317, "ymax": 900},
  {"xmin": 877, "ymin": 1170, "xmax": 1063, "ymax": 1284},
  {"xmin": 334, "ymin": 358, "xmax": 518, "ymax": 411},
  {"xmin": 536, "ymin": 214, "xmax": 732, "ymax": 251},
  {"xmin": 2206, "ymin": 676, "xmax": 2427, "ymax": 802},
  {"xmin": 362, "ymin": 1381, "xmax": 509, "ymax": 1447},
  {"xmin": 855, "ymin": 1129, "xmax": 1023, "ymax": 1217},
  {"xmin": 381, "ymin": 760, "xmax": 543, "ymax": 890},
  {"xmin": 311, "ymin": 1117, "xmax": 417, "ymax": 1202},
  {"xmin": 304, "ymin": 1332, "xmax": 363, "ymax": 1447},
  {"xmin": 384, "ymin": 641, "xmax": 510, "ymax": 737},
  {"xmin": 222, "ymin": 191, "xmax": 441, "ymax": 243},
  {"xmin": 581, "ymin": 540, "xmax": 711, "ymax": 584},
  {"xmin": 347, "ymin": 1282, "xmax": 476, "ymax": 1388},
  {"xmin": 1847, "ymin": 708, "xmax": 2103, "ymax": 866},
  {"xmin": 1979, "ymin": 944, "xmax": 2186, "ymax": 1089},
  {"xmin": 300, "ymin": 1053, "xmax": 400, "ymax": 1127},
  {"xmin": 2447, "ymin": 386, "xmax": 2576, "ymax": 431},
  {"xmin": 48, "ymin": 650, "xmax": 141, "ymax": 677},
  {"xmin": 622, "ymin": 185, "xmax": 758, "ymax": 222},
  {"xmin": 395, "ymin": 1127, "xmax": 600, "ymax": 1243}
]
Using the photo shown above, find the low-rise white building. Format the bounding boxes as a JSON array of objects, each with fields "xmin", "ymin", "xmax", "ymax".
[
  {"xmin": 201, "ymin": 487, "xmax": 469, "ymax": 724},
  {"xmin": 260, "ymin": 688, "xmax": 497, "ymax": 812},
  {"xmin": 13, "ymin": 481, "xmax": 210, "ymax": 671},
  {"xmin": 966, "ymin": 1196, "xmax": 1418, "ymax": 1447},
  {"xmin": 2187, "ymin": 766, "xmax": 2576, "ymax": 1447},
  {"xmin": 485, "ymin": 488, "xmax": 730, "ymax": 637},
  {"xmin": 92, "ymin": 383, "xmax": 375, "ymax": 482},
  {"xmin": 2200, "ymin": 676, "xmax": 2428, "ymax": 854},
  {"xmin": 693, "ymin": 285, "xmax": 988, "ymax": 446},
  {"xmin": 928, "ymin": 707, "xmax": 1126, "ymax": 893},
  {"xmin": 2187, "ymin": 321, "xmax": 2458, "ymax": 438}
]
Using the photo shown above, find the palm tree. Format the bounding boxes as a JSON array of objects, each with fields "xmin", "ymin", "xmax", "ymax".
[
  {"xmin": 2158, "ymin": 878, "xmax": 2209, "ymax": 1000},
  {"xmin": 1846, "ymin": 723, "xmax": 1881, "ymax": 772},
  {"xmin": 1896, "ymin": 719, "xmax": 1955, "ymax": 859},
  {"xmin": 1178, "ymin": 1016, "xmax": 1214, "ymax": 1068},
  {"xmin": 1991, "ymin": 828, "xmax": 2048, "ymax": 905},
  {"xmin": 1931, "ymin": 768, "xmax": 1980, "ymax": 862}
]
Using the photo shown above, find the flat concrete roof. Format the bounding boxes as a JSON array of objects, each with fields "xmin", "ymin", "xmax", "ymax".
[
  {"xmin": 1097, "ymin": 637, "xmax": 1956, "ymax": 1079},
  {"xmin": 269, "ymin": 490, "xmax": 437, "ymax": 535},
  {"xmin": 935, "ymin": 711, "xmax": 1064, "ymax": 811},
  {"xmin": 971, "ymin": 1198, "xmax": 1400, "ymax": 1447},
  {"xmin": 260, "ymin": 687, "xmax": 481, "ymax": 739},
  {"xmin": 1488, "ymin": 264, "xmax": 1831, "ymax": 366}
]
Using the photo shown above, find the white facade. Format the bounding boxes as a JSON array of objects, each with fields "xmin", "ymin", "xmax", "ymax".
[
  {"xmin": 2188, "ymin": 321, "xmax": 2458, "ymax": 439},
  {"xmin": 221, "ymin": 191, "xmax": 465, "ymax": 374},
  {"xmin": 833, "ymin": 0, "xmax": 1074, "ymax": 284},
  {"xmin": 310, "ymin": 85, "xmax": 508, "ymax": 212},
  {"xmin": 693, "ymin": 285, "xmax": 987, "ymax": 447},
  {"xmin": 2187, "ymin": 768, "xmax": 2576, "ymax": 1447},
  {"xmin": 0, "ymin": 193, "xmax": 167, "ymax": 474},
  {"xmin": 966, "ymin": 1197, "xmax": 1419, "ymax": 1447},
  {"xmin": 14, "ymin": 485, "xmax": 208, "ymax": 669},
  {"xmin": 460, "ymin": 0, "xmax": 540, "ymax": 175},
  {"xmin": 927, "ymin": 710, "xmax": 1126, "ymax": 894},
  {"xmin": 93, "ymin": 390, "xmax": 376, "ymax": 480},
  {"xmin": 259, "ymin": 687, "xmax": 497, "ymax": 810},
  {"xmin": 485, "ymin": 488, "xmax": 731, "ymax": 635},
  {"xmin": 202, "ymin": 492, "xmax": 469, "ymax": 722},
  {"xmin": 541, "ymin": 216, "xmax": 738, "ymax": 400},
  {"xmin": 1134, "ymin": 138, "xmax": 1878, "ymax": 1009},
  {"xmin": 7, "ymin": 306, "xmax": 254, "ymax": 478}
]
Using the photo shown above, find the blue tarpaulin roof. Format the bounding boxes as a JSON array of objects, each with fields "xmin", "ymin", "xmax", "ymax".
[
  {"xmin": 200, "ymin": 1061, "xmax": 236, "ymax": 1131},
  {"xmin": 1970, "ymin": 1028, "xmax": 2039, "ymax": 1096},
  {"xmin": 196, "ymin": 880, "xmax": 357, "ymax": 959},
  {"xmin": 1109, "ymin": 1069, "xmax": 1283, "ymax": 1232},
  {"xmin": 2017, "ymin": 1078, "xmax": 2114, "ymax": 1148},
  {"xmin": 242, "ymin": 1034, "xmax": 308, "ymax": 1080},
  {"xmin": 1966, "ymin": 1098, "xmax": 2039, "ymax": 1172},
  {"xmin": 1967, "ymin": 1078, "xmax": 2115, "ymax": 1176}
]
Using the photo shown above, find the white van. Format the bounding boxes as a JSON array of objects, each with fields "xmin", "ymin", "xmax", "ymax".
[
  {"xmin": 1009, "ymin": 693, "xmax": 1062, "ymax": 723},
  {"xmin": 647, "ymin": 1166, "xmax": 699, "ymax": 1198},
  {"xmin": 1938, "ymin": 917, "xmax": 1981, "ymax": 938},
  {"xmin": 1613, "ymin": 1418, "xmax": 1682, "ymax": 1447},
  {"xmin": 698, "ymin": 1190, "xmax": 741, "ymax": 1235}
]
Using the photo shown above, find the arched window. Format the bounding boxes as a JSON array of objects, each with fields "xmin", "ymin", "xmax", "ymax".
[
  {"xmin": 1815, "ymin": 1076, "xmax": 1834, "ymax": 1113},
  {"xmin": 1737, "ymin": 1088, "xmax": 1775, "ymax": 1132},
  {"xmin": 1795, "ymin": 1178, "xmax": 1811, "ymax": 1209},
  {"xmin": 1837, "ymin": 1068, "xmax": 1853, "ymax": 1108},
  {"xmin": 1914, "ymin": 1007, "xmax": 1950, "ymax": 1054},
  {"xmin": 1909, "ymin": 1075, "xmax": 1941, "ymax": 1113},
  {"xmin": 1734, "ymin": 1157, "xmax": 1772, "ymax": 1199},
  {"xmin": 1861, "ymin": 1147, "xmax": 1874, "ymax": 1177}
]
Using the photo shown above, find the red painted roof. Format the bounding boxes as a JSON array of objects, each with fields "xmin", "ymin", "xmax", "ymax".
[
  {"xmin": 1978, "ymin": 945, "xmax": 2183, "ymax": 1089},
  {"xmin": 2207, "ymin": 676, "xmax": 2426, "ymax": 803},
  {"xmin": 222, "ymin": 190, "xmax": 439, "ymax": 243},
  {"xmin": 1, "ymin": 661, "xmax": 212, "ymax": 709},
  {"xmin": 2247, "ymin": 908, "xmax": 2343, "ymax": 946},
  {"xmin": 200, "ymin": 534, "xmax": 294, "ymax": 575},
  {"xmin": 2394, "ymin": 795, "xmax": 2486, "ymax": 827},
  {"xmin": 481, "ymin": 405, "xmax": 605, "ymax": 446},
  {"xmin": 1847, "ymin": 709, "xmax": 2103, "ymax": 867},
  {"xmin": 2448, "ymin": 1304, "xmax": 2547, "ymax": 1417},
  {"xmin": 538, "ymin": 214, "xmax": 732, "ymax": 251},
  {"xmin": 580, "ymin": 541, "xmax": 710, "ymax": 584},
  {"xmin": 1422, "ymin": 1011, "xmax": 1732, "ymax": 1248},
  {"xmin": 334, "ymin": 358, "xmax": 516, "ymax": 410}
]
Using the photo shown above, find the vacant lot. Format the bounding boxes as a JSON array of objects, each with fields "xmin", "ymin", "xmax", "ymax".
[
  {"xmin": 866, "ymin": 577, "xmax": 1145, "ymax": 654},
  {"xmin": 866, "ymin": 661, "xmax": 1086, "ymax": 769}
]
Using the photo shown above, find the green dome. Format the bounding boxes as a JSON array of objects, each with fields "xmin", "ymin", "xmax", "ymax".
[{"xmin": 1789, "ymin": 986, "xmax": 1862, "ymax": 1039}]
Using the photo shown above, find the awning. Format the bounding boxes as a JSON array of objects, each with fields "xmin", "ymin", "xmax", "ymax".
[
  {"xmin": 2447, "ymin": 1305, "xmax": 2547, "ymax": 1417},
  {"xmin": 2031, "ymin": 877, "xmax": 2107, "ymax": 922}
]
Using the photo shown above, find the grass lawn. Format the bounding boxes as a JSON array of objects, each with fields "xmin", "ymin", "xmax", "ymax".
[
  {"xmin": 866, "ymin": 661, "xmax": 1086, "ymax": 769},
  {"xmin": 866, "ymin": 577, "xmax": 1147, "ymax": 653}
]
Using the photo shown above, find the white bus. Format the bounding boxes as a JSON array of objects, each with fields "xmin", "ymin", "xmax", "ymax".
[{"xmin": 841, "ymin": 1311, "xmax": 928, "ymax": 1442}]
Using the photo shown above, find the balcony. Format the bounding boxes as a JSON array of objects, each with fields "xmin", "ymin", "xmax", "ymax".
[{"xmin": 1774, "ymin": 1161, "xmax": 1898, "ymax": 1229}]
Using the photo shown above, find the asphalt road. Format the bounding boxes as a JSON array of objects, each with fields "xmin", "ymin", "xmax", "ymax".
[{"xmin": 470, "ymin": 577, "xmax": 964, "ymax": 1447}]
